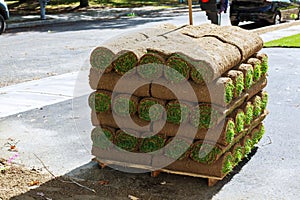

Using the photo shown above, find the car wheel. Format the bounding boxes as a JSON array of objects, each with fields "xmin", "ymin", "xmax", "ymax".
[
  {"xmin": 0, "ymin": 14, "xmax": 6, "ymax": 35},
  {"xmin": 230, "ymin": 18, "xmax": 240, "ymax": 26},
  {"xmin": 273, "ymin": 12, "xmax": 281, "ymax": 25}
]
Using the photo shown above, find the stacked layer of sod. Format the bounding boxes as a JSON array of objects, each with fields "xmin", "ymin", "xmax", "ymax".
[{"xmin": 89, "ymin": 24, "xmax": 269, "ymax": 180}]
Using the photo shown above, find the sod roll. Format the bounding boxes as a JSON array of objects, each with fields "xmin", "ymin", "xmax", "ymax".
[
  {"xmin": 112, "ymin": 94, "xmax": 139, "ymax": 117},
  {"xmin": 180, "ymin": 24, "xmax": 264, "ymax": 62},
  {"xmin": 137, "ymin": 53, "xmax": 165, "ymax": 81},
  {"xmin": 247, "ymin": 58, "xmax": 262, "ymax": 82},
  {"xmin": 138, "ymin": 97, "xmax": 165, "ymax": 122},
  {"xmin": 88, "ymin": 90, "xmax": 112, "ymax": 113},
  {"xmin": 139, "ymin": 134, "xmax": 166, "ymax": 153},
  {"xmin": 224, "ymin": 70, "xmax": 244, "ymax": 98},
  {"xmin": 114, "ymin": 129, "xmax": 139, "ymax": 152},
  {"xmin": 91, "ymin": 126, "xmax": 115, "ymax": 150},
  {"xmin": 166, "ymin": 100, "xmax": 191, "ymax": 125}
]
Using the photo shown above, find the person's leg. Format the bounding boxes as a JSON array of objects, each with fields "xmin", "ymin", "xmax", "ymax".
[{"xmin": 39, "ymin": 0, "xmax": 46, "ymax": 20}]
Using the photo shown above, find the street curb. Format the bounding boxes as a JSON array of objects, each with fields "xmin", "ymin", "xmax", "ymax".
[{"xmin": 252, "ymin": 20, "xmax": 300, "ymax": 35}]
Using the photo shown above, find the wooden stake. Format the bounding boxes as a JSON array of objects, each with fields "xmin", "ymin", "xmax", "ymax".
[{"xmin": 188, "ymin": 0, "xmax": 193, "ymax": 25}]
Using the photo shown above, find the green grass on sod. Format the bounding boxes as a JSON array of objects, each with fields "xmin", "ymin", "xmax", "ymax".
[
  {"xmin": 91, "ymin": 127, "xmax": 114, "ymax": 149},
  {"xmin": 264, "ymin": 34, "xmax": 300, "ymax": 48}
]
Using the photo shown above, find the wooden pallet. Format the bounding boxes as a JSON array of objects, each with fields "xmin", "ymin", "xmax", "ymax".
[{"xmin": 95, "ymin": 158, "xmax": 224, "ymax": 187}]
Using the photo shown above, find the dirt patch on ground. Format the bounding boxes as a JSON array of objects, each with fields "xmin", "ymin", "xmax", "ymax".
[{"xmin": 0, "ymin": 160, "xmax": 51, "ymax": 200}]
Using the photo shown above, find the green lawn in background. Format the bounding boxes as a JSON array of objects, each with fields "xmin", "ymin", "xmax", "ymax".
[{"xmin": 264, "ymin": 33, "xmax": 300, "ymax": 48}]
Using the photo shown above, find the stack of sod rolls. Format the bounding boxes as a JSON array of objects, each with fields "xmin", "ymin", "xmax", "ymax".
[{"xmin": 89, "ymin": 24, "xmax": 269, "ymax": 179}]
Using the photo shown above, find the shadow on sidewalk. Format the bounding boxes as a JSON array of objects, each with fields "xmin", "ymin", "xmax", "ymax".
[{"xmin": 10, "ymin": 148, "xmax": 258, "ymax": 200}]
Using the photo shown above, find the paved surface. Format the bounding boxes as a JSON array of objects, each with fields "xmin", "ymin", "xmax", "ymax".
[
  {"xmin": 6, "ymin": 6, "xmax": 202, "ymax": 30},
  {"xmin": 1, "ymin": 7, "xmax": 300, "ymax": 199}
]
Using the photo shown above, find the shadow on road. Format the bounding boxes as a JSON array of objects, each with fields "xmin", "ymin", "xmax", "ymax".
[
  {"xmin": 11, "ymin": 148, "xmax": 258, "ymax": 200},
  {"xmin": 6, "ymin": 9, "xmax": 187, "ymax": 34}
]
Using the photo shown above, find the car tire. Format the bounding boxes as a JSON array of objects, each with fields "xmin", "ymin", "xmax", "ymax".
[
  {"xmin": 0, "ymin": 14, "xmax": 6, "ymax": 35},
  {"xmin": 230, "ymin": 18, "xmax": 240, "ymax": 26},
  {"xmin": 273, "ymin": 12, "xmax": 281, "ymax": 25}
]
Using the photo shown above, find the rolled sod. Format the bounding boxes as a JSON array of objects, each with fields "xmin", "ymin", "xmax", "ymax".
[
  {"xmin": 246, "ymin": 76, "xmax": 267, "ymax": 102},
  {"xmin": 138, "ymin": 98, "xmax": 165, "ymax": 121},
  {"xmin": 251, "ymin": 123, "xmax": 265, "ymax": 145},
  {"xmin": 255, "ymin": 52, "xmax": 268, "ymax": 75},
  {"xmin": 236, "ymin": 64, "xmax": 254, "ymax": 90},
  {"xmin": 244, "ymin": 102, "xmax": 254, "ymax": 126},
  {"xmin": 114, "ymin": 129, "xmax": 139, "ymax": 152},
  {"xmin": 252, "ymin": 95, "xmax": 262, "ymax": 118},
  {"xmin": 112, "ymin": 94, "xmax": 138, "ymax": 117},
  {"xmin": 207, "ymin": 77, "xmax": 235, "ymax": 106},
  {"xmin": 232, "ymin": 143, "xmax": 243, "ymax": 166},
  {"xmin": 164, "ymin": 137, "xmax": 191, "ymax": 160},
  {"xmin": 225, "ymin": 70, "xmax": 244, "ymax": 98},
  {"xmin": 247, "ymin": 58, "xmax": 262, "ymax": 82},
  {"xmin": 190, "ymin": 142, "xmax": 222, "ymax": 164},
  {"xmin": 88, "ymin": 90, "xmax": 112, "ymax": 113},
  {"xmin": 165, "ymin": 54, "xmax": 190, "ymax": 83},
  {"xmin": 112, "ymin": 50, "xmax": 138, "ymax": 75},
  {"xmin": 225, "ymin": 119, "xmax": 236, "ymax": 145},
  {"xmin": 190, "ymin": 104, "xmax": 222, "ymax": 129},
  {"xmin": 190, "ymin": 61, "xmax": 212, "ymax": 85},
  {"xmin": 137, "ymin": 53, "xmax": 165, "ymax": 80},
  {"xmin": 91, "ymin": 126, "xmax": 114, "ymax": 149},
  {"xmin": 139, "ymin": 134, "xmax": 166, "ymax": 153},
  {"xmin": 166, "ymin": 100, "xmax": 191, "ymax": 124},
  {"xmin": 260, "ymin": 91, "xmax": 268, "ymax": 111},
  {"xmin": 222, "ymin": 153, "xmax": 233, "ymax": 174},
  {"xmin": 235, "ymin": 109, "xmax": 245, "ymax": 134},
  {"xmin": 181, "ymin": 24, "xmax": 264, "ymax": 62},
  {"xmin": 242, "ymin": 136, "xmax": 254, "ymax": 156},
  {"xmin": 90, "ymin": 47, "xmax": 115, "ymax": 73}
]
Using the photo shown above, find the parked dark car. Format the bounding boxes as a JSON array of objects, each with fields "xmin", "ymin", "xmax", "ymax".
[
  {"xmin": 0, "ymin": 0, "xmax": 9, "ymax": 34},
  {"xmin": 230, "ymin": 0, "xmax": 300, "ymax": 26}
]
